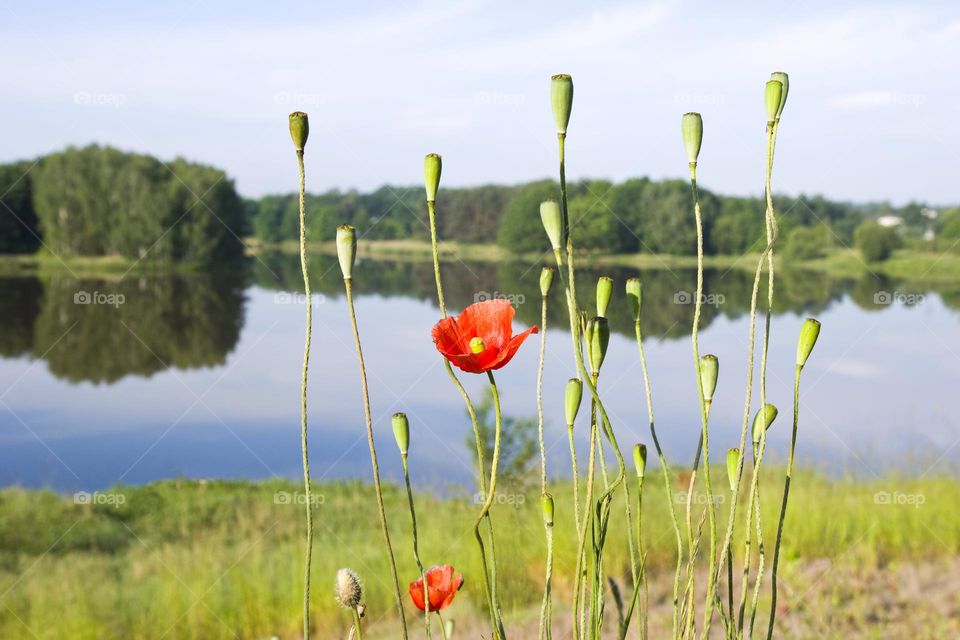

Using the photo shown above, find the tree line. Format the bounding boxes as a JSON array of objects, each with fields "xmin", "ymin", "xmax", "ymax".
[
  {"xmin": 1, "ymin": 145, "xmax": 951, "ymax": 261},
  {"xmin": 0, "ymin": 145, "xmax": 246, "ymax": 263}
]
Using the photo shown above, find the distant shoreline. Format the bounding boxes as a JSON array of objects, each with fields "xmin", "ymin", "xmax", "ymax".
[{"xmin": 1, "ymin": 241, "xmax": 959, "ymax": 283}]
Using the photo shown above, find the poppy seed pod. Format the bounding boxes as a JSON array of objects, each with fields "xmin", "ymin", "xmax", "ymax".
[
  {"xmin": 633, "ymin": 443, "xmax": 647, "ymax": 479},
  {"xmin": 596, "ymin": 276, "xmax": 613, "ymax": 318},
  {"xmin": 541, "ymin": 492, "xmax": 555, "ymax": 527},
  {"xmin": 770, "ymin": 71, "xmax": 789, "ymax": 120},
  {"xmin": 424, "ymin": 153, "xmax": 442, "ymax": 203},
  {"xmin": 797, "ymin": 317, "xmax": 821, "ymax": 368},
  {"xmin": 336, "ymin": 225, "xmax": 357, "ymax": 280},
  {"xmin": 585, "ymin": 316, "xmax": 610, "ymax": 375},
  {"xmin": 752, "ymin": 403, "xmax": 779, "ymax": 445},
  {"xmin": 625, "ymin": 278, "xmax": 642, "ymax": 322},
  {"xmin": 551, "ymin": 74, "xmax": 574, "ymax": 135},
  {"xmin": 700, "ymin": 354, "xmax": 719, "ymax": 402},
  {"xmin": 540, "ymin": 267, "xmax": 554, "ymax": 297},
  {"xmin": 681, "ymin": 112, "xmax": 703, "ymax": 165},
  {"xmin": 392, "ymin": 412, "xmax": 410, "ymax": 456},
  {"xmin": 288, "ymin": 111, "xmax": 309, "ymax": 152},
  {"xmin": 765, "ymin": 80, "xmax": 783, "ymax": 124},
  {"xmin": 540, "ymin": 200, "xmax": 563, "ymax": 252},
  {"xmin": 335, "ymin": 568, "xmax": 363, "ymax": 609},
  {"xmin": 565, "ymin": 377, "xmax": 583, "ymax": 426},
  {"xmin": 726, "ymin": 448, "xmax": 740, "ymax": 492}
]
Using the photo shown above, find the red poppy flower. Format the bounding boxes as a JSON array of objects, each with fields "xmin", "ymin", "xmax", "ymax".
[
  {"xmin": 431, "ymin": 299, "xmax": 538, "ymax": 374},
  {"xmin": 409, "ymin": 565, "xmax": 464, "ymax": 612}
]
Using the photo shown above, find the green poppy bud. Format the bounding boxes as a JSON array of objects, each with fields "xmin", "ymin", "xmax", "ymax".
[
  {"xmin": 765, "ymin": 80, "xmax": 783, "ymax": 124},
  {"xmin": 625, "ymin": 278, "xmax": 642, "ymax": 322},
  {"xmin": 681, "ymin": 112, "xmax": 703, "ymax": 165},
  {"xmin": 700, "ymin": 354, "xmax": 719, "ymax": 402},
  {"xmin": 392, "ymin": 412, "xmax": 410, "ymax": 455},
  {"xmin": 633, "ymin": 443, "xmax": 647, "ymax": 479},
  {"xmin": 596, "ymin": 276, "xmax": 613, "ymax": 318},
  {"xmin": 797, "ymin": 317, "xmax": 821, "ymax": 368},
  {"xmin": 564, "ymin": 377, "xmax": 583, "ymax": 426},
  {"xmin": 585, "ymin": 316, "xmax": 610, "ymax": 375},
  {"xmin": 336, "ymin": 225, "xmax": 357, "ymax": 280},
  {"xmin": 540, "ymin": 267, "xmax": 554, "ymax": 297},
  {"xmin": 726, "ymin": 448, "xmax": 740, "ymax": 492},
  {"xmin": 288, "ymin": 111, "xmax": 309, "ymax": 152},
  {"xmin": 751, "ymin": 403, "xmax": 779, "ymax": 445},
  {"xmin": 540, "ymin": 200, "xmax": 563, "ymax": 252},
  {"xmin": 541, "ymin": 492, "xmax": 555, "ymax": 527},
  {"xmin": 444, "ymin": 619, "xmax": 455, "ymax": 638},
  {"xmin": 424, "ymin": 153, "xmax": 441, "ymax": 203},
  {"xmin": 770, "ymin": 71, "xmax": 789, "ymax": 120},
  {"xmin": 551, "ymin": 74, "xmax": 574, "ymax": 135}
]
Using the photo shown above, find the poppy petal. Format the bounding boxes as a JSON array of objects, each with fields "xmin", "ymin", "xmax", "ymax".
[
  {"xmin": 409, "ymin": 578, "xmax": 426, "ymax": 611},
  {"xmin": 456, "ymin": 299, "xmax": 513, "ymax": 351},
  {"xmin": 489, "ymin": 325, "xmax": 539, "ymax": 370}
]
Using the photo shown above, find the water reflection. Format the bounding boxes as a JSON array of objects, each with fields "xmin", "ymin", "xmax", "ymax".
[{"xmin": 0, "ymin": 254, "xmax": 947, "ymax": 385}]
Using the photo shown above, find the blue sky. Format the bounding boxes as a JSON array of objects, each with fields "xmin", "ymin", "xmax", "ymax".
[{"xmin": 1, "ymin": 0, "xmax": 958, "ymax": 204}]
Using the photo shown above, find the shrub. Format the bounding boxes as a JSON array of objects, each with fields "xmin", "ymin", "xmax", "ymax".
[{"xmin": 854, "ymin": 221, "xmax": 901, "ymax": 262}]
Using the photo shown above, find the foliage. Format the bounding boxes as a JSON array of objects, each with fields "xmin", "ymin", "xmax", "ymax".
[
  {"xmin": 855, "ymin": 221, "xmax": 902, "ymax": 262},
  {"xmin": 783, "ymin": 226, "xmax": 826, "ymax": 261},
  {"xmin": 465, "ymin": 388, "xmax": 538, "ymax": 492}
]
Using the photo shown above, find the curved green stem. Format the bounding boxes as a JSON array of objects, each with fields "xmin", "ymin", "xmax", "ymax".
[
  {"xmin": 537, "ymin": 292, "xmax": 553, "ymax": 640},
  {"xmin": 294, "ymin": 150, "xmax": 314, "ymax": 640},
  {"xmin": 352, "ymin": 607, "xmax": 364, "ymax": 640},
  {"xmin": 632, "ymin": 315, "xmax": 684, "ymax": 639},
  {"xmin": 474, "ymin": 371, "xmax": 505, "ymax": 637},
  {"xmin": 343, "ymin": 278, "xmax": 408, "ymax": 639},
  {"xmin": 766, "ymin": 364, "xmax": 803, "ymax": 639},
  {"xmin": 402, "ymin": 455, "xmax": 431, "ymax": 639},
  {"xmin": 428, "ymin": 198, "xmax": 503, "ymax": 638}
]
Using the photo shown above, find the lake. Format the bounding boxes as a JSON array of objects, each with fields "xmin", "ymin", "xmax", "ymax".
[{"xmin": 0, "ymin": 252, "xmax": 955, "ymax": 492}]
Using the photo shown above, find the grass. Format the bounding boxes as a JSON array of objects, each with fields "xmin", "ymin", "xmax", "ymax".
[{"xmin": 0, "ymin": 471, "xmax": 955, "ymax": 639}]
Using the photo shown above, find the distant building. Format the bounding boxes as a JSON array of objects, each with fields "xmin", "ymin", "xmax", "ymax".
[
  {"xmin": 922, "ymin": 207, "xmax": 939, "ymax": 220},
  {"xmin": 924, "ymin": 227, "xmax": 935, "ymax": 241},
  {"xmin": 877, "ymin": 215, "xmax": 902, "ymax": 227}
]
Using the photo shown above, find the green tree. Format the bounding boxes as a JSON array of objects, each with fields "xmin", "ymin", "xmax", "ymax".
[
  {"xmin": 854, "ymin": 221, "xmax": 901, "ymax": 262},
  {"xmin": 783, "ymin": 226, "xmax": 825, "ymax": 261}
]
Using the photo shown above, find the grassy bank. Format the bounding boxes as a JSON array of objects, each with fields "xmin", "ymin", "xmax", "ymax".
[{"xmin": 0, "ymin": 472, "xmax": 955, "ymax": 638}]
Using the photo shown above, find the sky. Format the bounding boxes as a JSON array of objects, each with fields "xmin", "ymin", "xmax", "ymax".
[{"xmin": 1, "ymin": 0, "xmax": 958, "ymax": 205}]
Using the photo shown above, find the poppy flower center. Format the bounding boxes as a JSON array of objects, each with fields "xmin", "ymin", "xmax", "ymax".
[{"xmin": 469, "ymin": 337, "xmax": 486, "ymax": 354}]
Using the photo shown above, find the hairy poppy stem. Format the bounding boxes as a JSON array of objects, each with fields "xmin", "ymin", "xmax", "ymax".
[
  {"xmin": 474, "ymin": 370, "xmax": 506, "ymax": 636},
  {"xmin": 536, "ymin": 289, "xmax": 554, "ymax": 640},
  {"xmin": 686, "ymin": 158, "xmax": 719, "ymax": 638},
  {"xmin": 293, "ymin": 147, "xmax": 315, "ymax": 640},
  {"xmin": 632, "ymin": 303, "xmax": 684, "ymax": 639},
  {"xmin": 400, "ymin": 451, "xmax": 432, "ymax": 639},
  {"xmin": 342, "ymin": 278, "xmax": 408, "ymax": 639},
  {"xmin": 427, "ymin": 195, "xmax": 503, "ymax": 639},
  {"xmin": 352, "ymin": 607, "xmax": 364, "ymax": 640}
]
